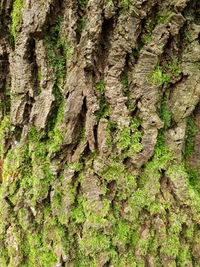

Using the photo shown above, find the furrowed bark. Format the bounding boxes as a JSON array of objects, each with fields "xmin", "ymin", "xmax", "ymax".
[{"xmin": 0, "ymin": 0, "xmax": 200, "ymax": 266}]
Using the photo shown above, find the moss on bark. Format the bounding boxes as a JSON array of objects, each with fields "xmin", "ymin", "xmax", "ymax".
[{"xmin": 0, "ymin": 0, "xmax": 200, "ymax": 266}]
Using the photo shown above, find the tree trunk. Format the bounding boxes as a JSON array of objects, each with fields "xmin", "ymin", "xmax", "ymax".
[{"xmin": 0, "ymin": 0, "xmax": 200, "ymax": 266}]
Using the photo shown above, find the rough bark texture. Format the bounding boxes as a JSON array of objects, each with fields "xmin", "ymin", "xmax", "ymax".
[{"xmin": 0, "ymin": 0, "xmax": 200, "ymax": 266}]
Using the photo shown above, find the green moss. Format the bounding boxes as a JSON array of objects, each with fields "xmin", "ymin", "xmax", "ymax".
[
  {"xmin": 116, "ymin": 171, "xmax": 137, "ymax": 200},
  {"xmin": 71, "ymin": 200, "xmax": 85, "ymax": 224},
  {"xmin": 157, "ymin": 11, "xmax": 172, "ymax": 24},
  {"xmin": 153, "ymin": 132, "xmax": 174, "ymax": 170},
  {"xmin": 47, "ymin": 103, "xmax": 64, "ymax": 156},
  {"xmin": 78, "ymin": 0, "xmax": 88, "ymax": 7},
  {"xmin": 17, "ymin": 208, "xmax": 28, "ymax": 231},
  {"xmin": 148, "ymin": 66, "xmax": 170, "ymax": 86},
  {"xmin": 121, "ymin": 0, "xmax": 130, "ymax": 10},
  {"xmin": 64, "ymin": 39, "xmax": 72, "ymax": 58},
  {"xmin": 37, "ymin": 67, "xmax": 42, "ymax": 81},
  {"xmin": 126, "ymin": 190, "xmax": 150, "ymax": 222},
  {"xmin": 28, "ymin": 93, "xmax": 65, "ymax": 169},
  {"xmin": 161, "ymin": 215, "xmax": 183, "ymax": 258},
  {"xmin": 6, "ymin": 226, "xmax": 24, "ymax": 266},
  {"xmin": 120, "ymin": 0, "xmax": 137, "ymax": 14},
  {"xmin": 166, "ymin": 163, "xmax": 200, "ymax": 212},
  {"xmin": 120, "ymin": 74, "xmax": 129, "ymax": 90},
  {"xmin": 186, "ymin": 167, "xmax": 200, "ymax": 193},
  {"xmin": 101, "ymin": 161, "xmax": 125, "ymax": 182},
  {"xmin": 67, "ymin": 162, "xmax": 83, "ymax": 172},
  {"xmin": 2, "ymin": 144, "xmax": 30, "ymax": 196},
  {"xmin": 5, "ymin": 147, "xmax": 32, "ymax": 199},
  {"xmin": 115, "ymin": 118, "xmax": 143, "ymax": 158},
  {"xmin": 45, "ymin": 16, "xmax": 70, "ymax": 87},
  {"xmin": 177, "ymin": 245, "xmax": 193, "ymax": 267},
  {"xmin": 109, "ymin": 249, "xmax": 136, "ymax": 267},
  {"xmin": 167, "ymin": 60, "xmax": 182, "ymax": 77},
  {"xmin": 180, "ymin": 116, "xmax": 200, "ymax": 193},
  {"xmin": 95, "ymin": 80, "xmax": 105, "ymax": 93},
  {"xmin": 28, "ymin": 127, "xmax": 43, "ymax": 143},
  {"xmin": 96, "ymin": 95, "xmax": 110, "ymax": 122},
  {"xmin": 0, "ymin": 123, "xmax": 68, "ymax": 264},
  {"xmin": 122, "ymin": 129, "xmax": 142, "ymax": 155},
  {"xmin": 0, "ymin": 248, "xmax": 9, "ymax": 267},
  {"xmin": 160, "ymin": 94, "xmax": 172, "ymax": 129},
  {"xmin": 26, "ymin": 124, "xmax": 66, "ymax": 203},
  {"xmin": 21, "ymin": 211, "xmax": 70, "ymax": 266},
  {"xmin": 116, "ymin": 127, "xmax": 131, "ymax": 151},
  {"xmin": 36, "ymin": 68, "xmax": 43, "ymax": 94},
  {"xmin": 77, "ymin": 16, "xmax": 86, "ymax": 35},
  {"xmin": 132, "ymin": 48, "xmax": 140, "ymax": 58},
  {"xmin": 105, "ymin": 120, "xmax": 117, "ymax": 147},
  {"xmin": 4, "ymin": 86, "xmax": 11, "ymax": 113},
  {"xmin": 124, "ymin": 125, "xmax": 175, "ymax": 220},
  {"xmin": 85, "ymin": 213, "xmax": 108, "ymax": 229},
  {"xmin": 79, "ymin": 232, "xmax": 110, "ymax": 257},
  {"xmin": 161, "ymin": 235, "xmax": 179, "ymax": 257},
  {"xmin": 0, "ymin": 116, "xmax": 11, "ymax": 158},
  {"xmin": 143, "ymin": 34, "xmax": 153, "ymax": 43},
  {"xmin": 112, "ymin": 220, "xmax": 131, "ymax": 246},
  {"xmin": 183, "ymin": 225, "xmax": 194, "ymax": 240},
  {"xmin": 137, "ymin": 236, "xmax": 151, "ymax": 257},
  {"xmin": 120, "ymin": 74, "xmax": 135, "ymax": 112},
  {"xmin": 95, "ymin": 81, "xmax": 109, "ymax": 122},
  {"xmin": 185, "ymin": 117, "xmax": 197, "ymax": 158},
  {"xmin": 81, "ymin": 196, "xmax": 109, "ymax": 218},
  {"xmin": 104, "ymin": 117, "xmax": 142, "ymax": 160},
  {"xmin": 73, "ymin": 193, "xmax": 110, "ymax": 232},
  {"xmin": 105, "ymin": 0, "xmax": 114, "ymax": 6},
  {"xmin": 148, "ymin": 200, "xmax": 166, "ymax": 215},
  {"xmin": 40, "ymin": 251, "xmax": 57, "ymax": 267},
  {"xmin": 24, "ymin": 233, "xmax": 57, "ymax": 267},
  {"xmin": 11, "ymin": 0, "xmax": 24, "ymax": 40}
]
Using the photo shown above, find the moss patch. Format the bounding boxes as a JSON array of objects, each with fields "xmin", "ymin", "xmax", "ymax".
[
  {"xmin": 185, "ymin": 117, "xmax": 197, "ymax": 158},
  {"xmin": 148, "ymin": 65, "xmax": 170, "ymax": 86},
  {"xmin": 11, "ymin": 0, "xmax": 24, "ymax": 40}
]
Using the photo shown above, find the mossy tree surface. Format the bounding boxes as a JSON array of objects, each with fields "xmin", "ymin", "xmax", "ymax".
[{"xmin": 0, "ymin": 0, "xmax": 200, "ymax": 266}]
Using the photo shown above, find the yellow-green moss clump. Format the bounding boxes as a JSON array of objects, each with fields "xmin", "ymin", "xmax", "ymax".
[{"xmin": 11, "ymin": 0, "xmax": 24, "ymax": 40}]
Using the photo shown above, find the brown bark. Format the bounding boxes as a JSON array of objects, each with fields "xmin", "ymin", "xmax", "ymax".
[{"xmin": 0, "ymin": 0, "xmax": 200, "ymax": 266}]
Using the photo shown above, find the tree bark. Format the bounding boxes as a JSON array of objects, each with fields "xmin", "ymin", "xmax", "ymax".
[{"xmin": 0, "ymin": 0, "xmax": 200, "ymax": 266}]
